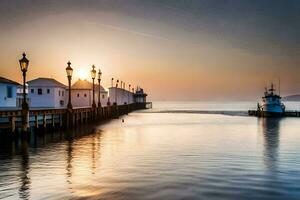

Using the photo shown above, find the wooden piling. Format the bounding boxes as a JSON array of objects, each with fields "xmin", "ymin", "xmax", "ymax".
[
  {"xmin": 11, "ymin": 116, "xmax": 16, "ymax": 133},
  {"xmin": 35, "ymin": 115, "xmax": 38, "ymax": 129},
  {"xmin": 43, "ymin": 114, "xmax": 47, "ymax": 128}
]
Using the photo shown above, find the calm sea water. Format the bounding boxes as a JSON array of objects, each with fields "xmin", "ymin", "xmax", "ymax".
[{"xmin": 1, "ymin": 101, "xmax": 300, "ymax": 200}]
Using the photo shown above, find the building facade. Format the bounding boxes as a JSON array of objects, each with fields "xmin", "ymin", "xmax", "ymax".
[
  {"xmin": 27, "ymin": 78, "xmax": 67, "ymax": 108},
  {"xmin": 69, "ymin": 79, "xmax": 108, "ymax": 108},
  {"xmin": 108, "ymin": 87, "xmax": 134, "ymax": 105},
  {"xmin": 134, "ymin": 87, "xmax": 147, "ymax": 103},
  {"xmin": 0, "ymin": 77, "xmax": 20, "ymax": 108}
]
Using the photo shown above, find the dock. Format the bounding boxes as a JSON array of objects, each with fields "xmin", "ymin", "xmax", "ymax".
[
  {"xmin": 0, "ymin": 102, "xmax": 152, "ymax": 133},
  {"xmin": 248, "ymin": 110, "xmax": 300, "ymax": 117}
]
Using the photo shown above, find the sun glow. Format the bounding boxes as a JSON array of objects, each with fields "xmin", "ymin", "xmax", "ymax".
[{"xmin": 76, "ymin": 68, "xmax": 89, "ymax": 80}]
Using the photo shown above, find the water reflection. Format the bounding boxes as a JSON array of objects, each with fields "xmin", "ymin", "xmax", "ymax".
[
  {"xmin": 66, "ymin": 139, "xmax": 73, "ymax": 187},
  {"xmin": 260, "ymin": 117, "xmax": 281, "ymax": 172},
  {"xmin": 0, "ymin": 123, "xmax": 103, "ymax": 200},
  {"xmin": 19, "ymin": 141, "xmax": 30, "ymax": 200}
]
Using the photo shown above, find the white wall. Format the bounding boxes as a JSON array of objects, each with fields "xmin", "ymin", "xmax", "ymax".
[
  {"xmin": 0, "ymin": 83, "xmax": 17, "ymax": 107},
  {"xmin": 69, "ymin": 89, "xmax": 108, "ymax": 108},
  {"xmin": 70, "ymin": 89, "xmax": 91, "ymax": 108},
  {"xmin": 54, "ymin": 88, "xmax": 67, "ymax": 108},
  {"xmin": 28, "ymin": 87, "xmax": 67, "ymax": 108},
  {"xmin": 108, "ymin": 87, "xmax": 134, "ymax": 105}
]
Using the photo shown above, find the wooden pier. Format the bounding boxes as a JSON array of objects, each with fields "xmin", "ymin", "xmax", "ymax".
[
  {"xmin": 248, "ymin": 110, "xmax": 300, "ymax": 117},
  {"xmin": 0, "ymin": 102, "xmax": 152, "ymax": 133}
]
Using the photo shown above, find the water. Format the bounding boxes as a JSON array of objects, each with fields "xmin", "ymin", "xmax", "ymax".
[{"xmin": 1, "ymin": 102, "xmax": 300, "ymax": 199}]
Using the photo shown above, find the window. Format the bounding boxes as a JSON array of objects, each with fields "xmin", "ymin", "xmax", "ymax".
[
  {"xmin": 60, "ymin": 100, "xmax": 64, "ymax": 106},
  {"xmin": 47, "ymin": 89, "xmax": 50, "ymax": 94},
  {"xmin": 38, "ymin": 88, "xmax": 43, "ymax": 95},
  {"xmin": 62, "ymin": 91, "xmax": 64, "ymax": 96},
  {"xmin": 31, "ymin": 89, "xmax": 34, "ymax": 94},
  {"xmin": 84, "ymin": 93, "xmax": 87, "ymax": 97},
  {"xmin": 7, "ymin": 86, "xmax": 12, "ymax": 98},
  {"xmin": 102, "ymin": 94, "xmax": 105, "ymax": 99},
  {"xmin": 59, "ymin": 90, "xmax": 61, "ymax": 96},
  {"xmin": 77, "ymin": 93, "xmax": 80, "ymax": 97}
]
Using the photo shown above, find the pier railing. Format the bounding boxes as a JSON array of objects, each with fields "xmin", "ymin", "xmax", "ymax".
[{"xmin": 0, "ymin": 102, "xmax": 151, "ymax": 133}]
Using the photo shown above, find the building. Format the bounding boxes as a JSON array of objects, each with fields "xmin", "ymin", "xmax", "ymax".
[
  {"xmin": 16, "ymin": 83, "xmax": 29, "ymax": 108},
  {"xmin": 0, "ymin": 76, "xmax": 20, "ymax": 108},
  {"xmin": 27, "ymin": 78, "xmax": 67, "ymax": 108},
  {"xmin": 134, "ymin": 87, "xmax": 147, "ymax": 103},
  {"xmin": 108, "ymin": 87, "xmax": 134, "ymax": 105},
  {"xmin": 70, "ymin": 79, "xmax": 108, "ymax": 108}
]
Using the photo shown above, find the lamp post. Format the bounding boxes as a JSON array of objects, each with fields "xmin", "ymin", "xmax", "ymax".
[
  {"xmin": 128, "ymin": 84, "xmax": 131, "ymax": 103},
  {"xmin": 97, "ymin": 69, "xmax": 102, "ymax": 107},
  {"xmin": 115, "ymin": 79, "xmax": 119, "ymax": 104},
  {"xmin": 19, "ymin": 53, "xmax": 29, "ymax": 132},
  {"xmin": 111, "ymin": 78, "xmax": 114, "ymax": 88},
  {"xmin": 91, "ymin": 65, "xmax": 97, "ymax": 109},
  {"xmin": 66, "ymin": 61, "xmax": 73, "ymax": 110}
]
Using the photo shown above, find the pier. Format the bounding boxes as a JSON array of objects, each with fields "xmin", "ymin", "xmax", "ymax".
[
  {"xmin": 0, "ymin": 102, "xmax": 152, "ymax": 134},
  {"xmin": 248, "ymin": 110, "xmax": 300, "ymax": 117}
]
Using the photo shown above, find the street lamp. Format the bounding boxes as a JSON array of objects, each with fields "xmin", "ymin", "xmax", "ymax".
[
  {"xmin": 19, "ymin": 53, "xmax": 29, "ymax": 109},
  {"xmin": 19, "ymin": 52, "xmax": 29, "ymax": 132},
  {"xmin": 128, "ymin": 84, "xmax": 131, "ymax": 103},
  {"xmin": 115, "ymin": 79, "xmax": 119, "ymax": 104},
  {"xmin": 98, "ymin": 69, "xmax": 102, "ymax": 107},
  {"xmin": 91, "ymin": 65, "xmax": 97, "ymax": 109},
  {"xmin": 66, "ymin": 61, "xmax": 73, "ymax": 110},
  {"xmin": 111, "ymin": 78, "xmax": 114, "ymax": 87}
]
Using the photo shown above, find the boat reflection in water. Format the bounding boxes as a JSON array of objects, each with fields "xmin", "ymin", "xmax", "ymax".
[{"xmin": 260, "ymin": 117, "xmax": 281, "ymax": 175}]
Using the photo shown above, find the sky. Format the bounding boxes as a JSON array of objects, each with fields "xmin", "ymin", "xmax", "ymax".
[{"xmin": 0, "ymin": 0, "xmax": 299, "ymax": 101}]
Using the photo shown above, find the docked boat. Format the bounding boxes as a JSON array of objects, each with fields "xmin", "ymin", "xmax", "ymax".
[{"xmin": 257, "ymin": 83, "xmax": 285, "ymax": 117}]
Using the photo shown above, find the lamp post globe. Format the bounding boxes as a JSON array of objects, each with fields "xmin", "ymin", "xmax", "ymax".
[
  {"xmin": 91, "ymin": 65, "xmax": 97, "ymax": 109},
  {"xmin": 66, "ymin": 61, "xmax": 73, "ymax": 110}
]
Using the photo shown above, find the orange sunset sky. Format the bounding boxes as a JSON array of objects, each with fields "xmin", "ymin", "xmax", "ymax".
[{"xmin": 0, "ymin": 0, "xmax": 300, "ymax": 101}]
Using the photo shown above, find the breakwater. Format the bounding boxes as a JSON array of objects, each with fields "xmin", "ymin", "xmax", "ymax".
[
  {"xmin": 248, "ymin": 110, "xmax": 300, "ymax": 117},
  {"xmin": 0, "ymin": 102, "xmax": 152, "ymax": 134}
]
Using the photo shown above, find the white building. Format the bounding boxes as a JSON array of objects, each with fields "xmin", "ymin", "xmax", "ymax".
[
  {"xmin": 27, "ymin": 78, "xmax": 67, "ymax": 108},
  {"xmin": 16, "ymin": 83, "xmax": 29, "ymax": 108},
  {"xmin": 0, "ymin": 77, "xmax": 20, "ymax": 108},
  {"xmin": 70, "ymin": 79, "xmax": 108, "ymax": 108},
  {"xmin": 134, "ymin": 87, "xmax": 147, "ymax": 103},
  {"xmin": 108, "ymin": 87, "xmax": 134, "ymax": 105}
]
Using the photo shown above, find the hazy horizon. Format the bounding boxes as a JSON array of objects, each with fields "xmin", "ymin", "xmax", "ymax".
[{"xmin": 1, "ymin": 0, "xmax": 300, "ymax": 101}]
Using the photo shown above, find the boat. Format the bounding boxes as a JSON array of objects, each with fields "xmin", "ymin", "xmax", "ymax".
[{"xmin": 257, "ymin": 83, "xmax": 285, "ymax": 117}]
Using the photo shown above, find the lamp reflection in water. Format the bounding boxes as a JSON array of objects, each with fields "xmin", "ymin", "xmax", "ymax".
[
  {"xmin": 19, "ymin": 140, "xmax": 30, "ymax": 200},
  {"xmin": 63, "ymin": 126, "xmax": 103, "ymax": 196},
  {"xmin": 260, "ymin": 117, "xmax": 281, "ymax": 172}
]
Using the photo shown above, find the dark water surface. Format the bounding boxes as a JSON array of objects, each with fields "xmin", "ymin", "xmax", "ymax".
[{"xmin": 1, "ymin": 102, "xmax": 300, "ymax": 199}]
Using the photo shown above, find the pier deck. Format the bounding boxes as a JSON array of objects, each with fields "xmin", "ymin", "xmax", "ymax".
[{"xmin": 0, "ymin": 102, "xmax": 152, "ymax": 133}]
